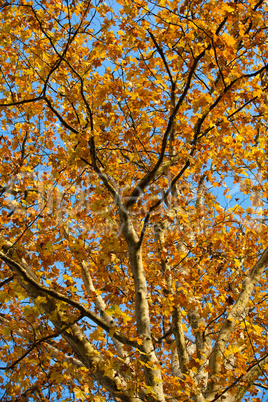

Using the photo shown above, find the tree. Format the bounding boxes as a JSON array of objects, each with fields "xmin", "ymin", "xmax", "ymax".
[{"xmin": 0, "ymin": 0, "xmax": 267, "ymax": 400}]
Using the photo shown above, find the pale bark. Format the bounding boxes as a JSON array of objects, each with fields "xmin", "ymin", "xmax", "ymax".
[
  {"xmin": 173, "ymin": 305, "xmax": 189, "ymax": 374},
  {"xmin": 80, "ymin": 260, "xmax": 129, "ymax": 360},
  {"xmin": 120, "ymin": 211, "xmax": 165, "ymax": 402},
  {"xmin": 1, "ymin": 225, "xmax": 165, "ymax": 401},
  {"xmin": 234, "ymin": 353, "xmax": 268, "ymax": 401},
  {"xmin": 153, "ymin": 218, "xmax": 206, "ymax": 402},
  {"xmin": 0, "ymin": 241, "xmax": 141, "ymax": 402},
  {"xmin": 207, "ymin": 246, "xmax": 268, "ymax": 400},
  {"xmin": 171, "ymin": 350, "xmax": 182, "ymax": 377},
  {"xmin": 89, "ymin": 131, "xmax": 165, "ymax": 400},
  {"xmin": 64, "ymin": 226, "xmax": 129, "ymax": 361}
]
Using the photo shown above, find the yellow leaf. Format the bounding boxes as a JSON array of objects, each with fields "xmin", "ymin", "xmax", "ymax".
[{"xmin": 73, "ymin": 387, "xmax": 87, "ymax": 401}]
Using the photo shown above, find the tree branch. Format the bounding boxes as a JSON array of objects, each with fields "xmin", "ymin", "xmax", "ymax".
[
  {"xmin": 0, "ymin": 246, "xmax": 141, "ymax": 402},
  {"xmin": 124, "ymin": 44, "xmax": 210, "ymax": 210},
  {"xmin": 0, "ymin": 244, "xmax": 136, "ymax": 348},
  {"xmin": 207, "ymin": 247, "xmax": 268, "ymax": 400}
]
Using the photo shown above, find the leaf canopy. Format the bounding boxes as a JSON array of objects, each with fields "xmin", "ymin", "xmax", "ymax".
[{"xmin": 0, "ymin": 0, "xmax": 268, "ymax": 401}]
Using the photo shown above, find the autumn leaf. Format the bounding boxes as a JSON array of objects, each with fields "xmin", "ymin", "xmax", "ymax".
[{"xmin": 0, "ymin": 0, "xmax": 267, "ymax": 401}]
